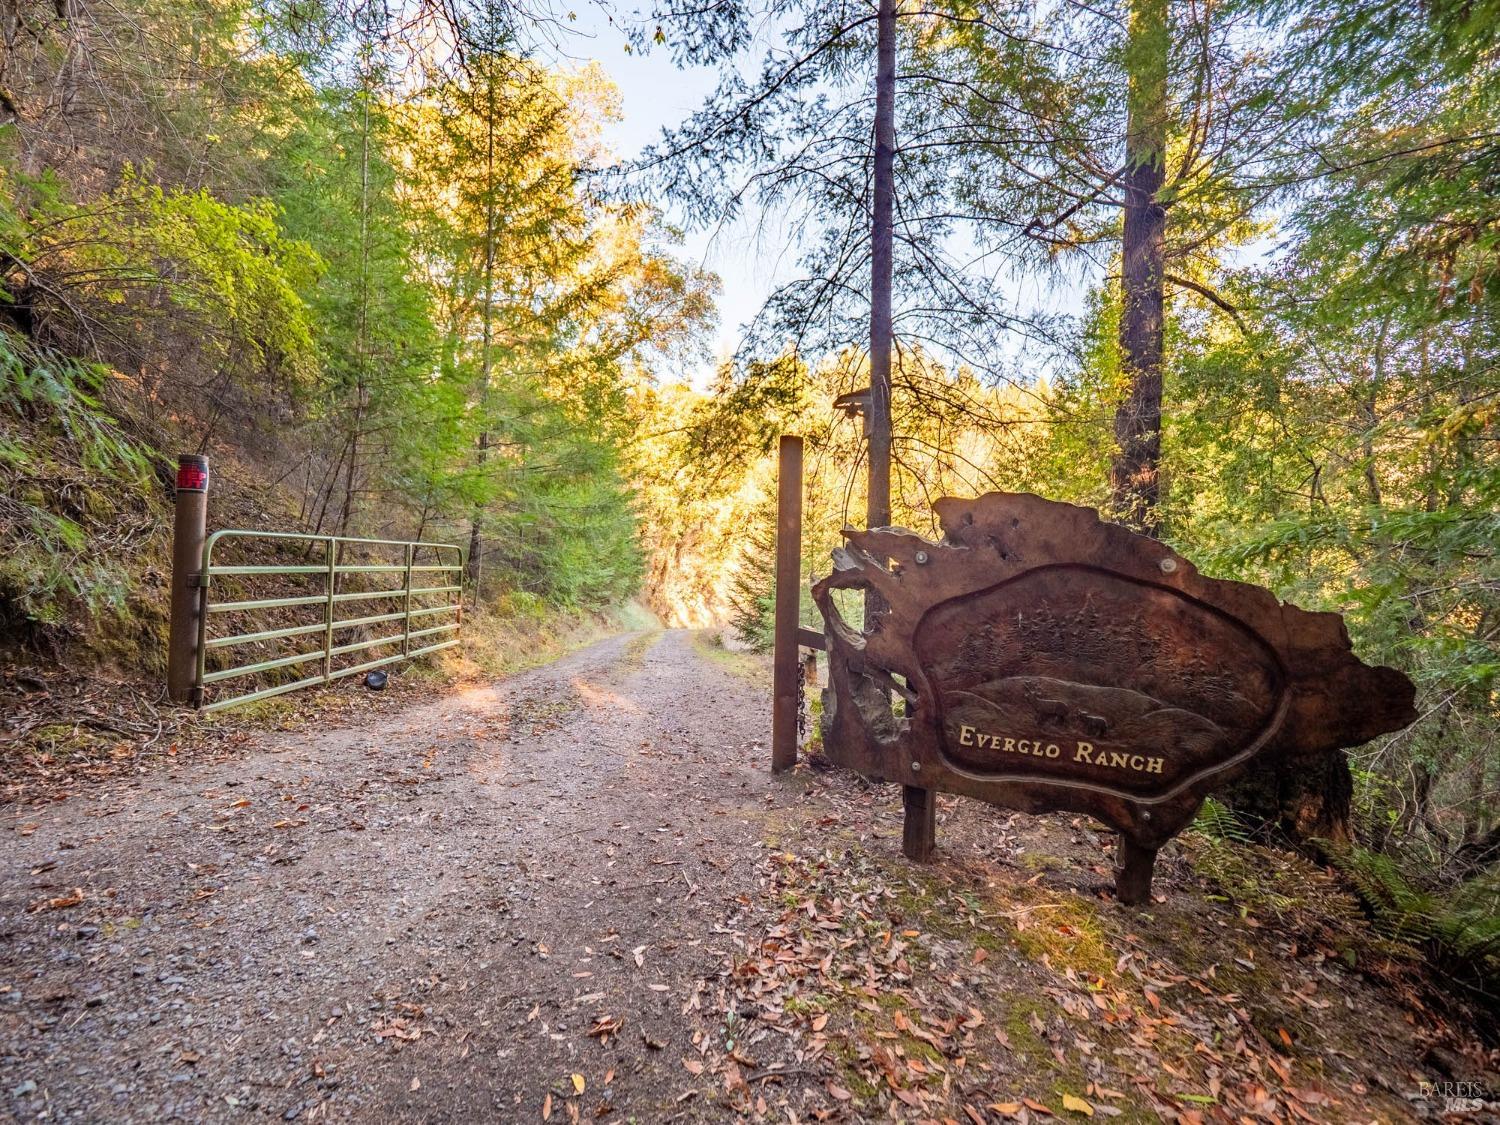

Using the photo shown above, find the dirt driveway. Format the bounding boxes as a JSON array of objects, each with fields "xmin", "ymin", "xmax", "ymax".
[
  {"xmin": 3, "ymin": 630, "xmax": 1486, "ymax": 1124},
  {"xmin": 3, "ymin": 630, "xmax": 790, "ymax": 1122}
]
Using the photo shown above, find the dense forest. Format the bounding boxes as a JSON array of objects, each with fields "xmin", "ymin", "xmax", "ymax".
[
  {"xmin": 2, "ymin": 0, "xmax": 1497, "ymax": 1018},
  {"xmin": 0, "ymin": 0, "xmax": 717, "ymax": 647}
]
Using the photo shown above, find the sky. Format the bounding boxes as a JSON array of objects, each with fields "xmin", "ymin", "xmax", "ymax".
[
  {"xmin": 535, "ymin": 6, "xmax": 790, "ymax": 379},
  {"xmin": 533, "ymin": 5, "xmax": 1101, "ymax": 390}
]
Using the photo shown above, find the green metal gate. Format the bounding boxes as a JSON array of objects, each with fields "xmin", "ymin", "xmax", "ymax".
[{"xmin": 192, "ymin": 531, "xmax": 463, "ymax": 713}]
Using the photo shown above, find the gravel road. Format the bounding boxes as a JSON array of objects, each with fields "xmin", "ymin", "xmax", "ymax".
[{"xmin": 2, "ymin": 630, "xmax": 786, "ymax": 1122}]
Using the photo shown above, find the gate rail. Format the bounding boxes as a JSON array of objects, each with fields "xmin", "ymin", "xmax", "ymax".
[{"xmin": 192, "ymin": 530, "xmax": 463, "ymax": 713}]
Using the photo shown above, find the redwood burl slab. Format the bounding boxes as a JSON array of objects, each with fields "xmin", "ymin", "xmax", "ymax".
[{"xmin": 811, "ymin": 493, "xmax": 1416, "ymax": 903}]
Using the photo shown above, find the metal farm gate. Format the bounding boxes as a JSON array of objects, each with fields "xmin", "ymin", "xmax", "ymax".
[
  {"xmin": 166, "ymin": 455, "xmax": 463, "ymax": 712},
  {"xmin": 194, "ymin": 531, "xmax": 463, "ymax": 712}
]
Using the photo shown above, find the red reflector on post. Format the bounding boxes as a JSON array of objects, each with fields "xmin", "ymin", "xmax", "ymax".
[{"xmin": 176, "ymin": 456, "xmax": 208, "ymax": 493}]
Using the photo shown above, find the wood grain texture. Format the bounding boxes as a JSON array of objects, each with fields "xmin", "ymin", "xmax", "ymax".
[{"xmin": 812, "ymin": 493, "xmax": 1416, "ymax": 900}]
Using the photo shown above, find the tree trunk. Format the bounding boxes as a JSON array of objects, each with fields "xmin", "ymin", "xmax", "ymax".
[
  {"xmin": 1110, "ymin": 0, "xmax": 1168, "ymax": 538},
  {"xmin": 1221, "ymin": 750, "xmax": 1354, "ymax": 850},
  {"xmin": 868, "ymin": 0, "xmax": 896, "ymax": 538},
  {"xmin": 339, "ymin": 79, "xmax": 374, "ymax": 539},
  {"xmin": 1110, "ymin": 3, "xmax": 1360, "ymax": 844},
  {"xmin": 467, "ymin": 55, "xmax": 500, "ymax": 603},
  {"xmin": 871, "ymin": 0, "xmax": 921, "ymax": 815}
]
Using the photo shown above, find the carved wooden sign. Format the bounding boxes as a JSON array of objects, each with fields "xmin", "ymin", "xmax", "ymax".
[{"xmin": 812, "ymin": 493, "xmax": 1416, "ymax": 903}]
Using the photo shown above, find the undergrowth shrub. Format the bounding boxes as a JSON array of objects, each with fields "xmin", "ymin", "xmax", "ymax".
[
  {"xmin": 1329, "ymin": 845, "xmax": 1500, "ymax": 1016},
  {"xmin": 1190, "ymin": 799, "xmax": 1367, "ymax": 932},
  {"xmin": 1193, "ymin": 798, "xmax": 1499, "ymax": 1029},
  {"xmin": 0, "ymin": 330, "xmax": 163, "ymax": 649}
]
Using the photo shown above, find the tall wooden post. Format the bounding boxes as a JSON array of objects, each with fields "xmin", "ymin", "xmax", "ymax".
[
  {"xmin": 167, "ymin": 454, "xmax": 209, "ymax": 704},
  {"xmin": 867, "ymin": 0, "xmax": 933, "ymax": 858},
  {"xmin": 771, "ymin": 435, "xmax": 804, "ymax": 773}
]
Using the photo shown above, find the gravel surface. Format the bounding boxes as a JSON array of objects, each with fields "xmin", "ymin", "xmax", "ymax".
[
  {"xmin": 5, "ymin": 629, "xmax": 1491, "ymax": 1124},
  {"xmin": 2, "ymin": 630, "xmax": 785, "ymax": 1122}
]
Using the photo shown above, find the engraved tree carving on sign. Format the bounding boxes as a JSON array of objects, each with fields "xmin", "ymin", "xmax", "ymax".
[{"xmin": 812, "ymin": 493, "xmax": 1416, "ymax": 903}]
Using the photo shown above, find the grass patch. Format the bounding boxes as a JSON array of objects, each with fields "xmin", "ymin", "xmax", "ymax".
[
  {"xmin": 689, "ymin": 628, "xmax": 771, "ymax": 685},
  {"xmin": 1002, "ymin": 997, "xmax": 1051, "ymax": 1059},
  {"xmin": 440, "ymin": 598, "xmax": 659, "ymax": 682},
  {"xmin": 1005, "ymin": 886, "xmax": 1116, "ymax": 979}
]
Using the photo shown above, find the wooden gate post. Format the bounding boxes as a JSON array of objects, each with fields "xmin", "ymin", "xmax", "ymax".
[
  {"xmin": 167, "ymin": 454, "xmax": 209, "ymax": 704},
  {"xmin": 771, "ymin": 435, "xmax": 804, "ymax": 773}
]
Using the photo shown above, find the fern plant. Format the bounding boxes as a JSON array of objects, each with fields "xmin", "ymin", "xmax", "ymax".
[
  {"xmin": 1194, "ymin": 797, "xmax": 1253, "ymax": 842},
  {"xmin": 1330, "ymin": 845, "xmax": 1500, "ymax": 1009}
]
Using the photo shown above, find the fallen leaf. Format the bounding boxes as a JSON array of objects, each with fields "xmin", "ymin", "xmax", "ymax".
[
  {"xmin": 682, "ymin": 1058, "xmax": 704, "ymax": 1076},
  {"xmin": 371, "ymin": 1020, "xmax": 421, "ymax": 1043},
  {"xmin": 1062, "ymin": 1093, "xmax": 1094, "ymax": 1116},
  {"xmin": 542, "ymin": 1091, "xmax": 552, "ymax": 1120},
  {"xmin": 587, "ymin": 1016, "xmax": 622, "ymax": 1043},
  {"xmin": 1176, "ymin": 1093, "xmax": 1217, "ymax": 1106},
  {"xmin": 827, "ymin": 1084, "xmax": 852, "ymax": 1102},
  {"xmin": 409, "ymin": 1077, "xmax": 421, "ymax": 1092},
  {"xmin": 28, "ymin": 888, "xmax": 83, "ymax": 913},
  {"xmin": 571, "ymin": 1074, "xmax": 585, "ymax": 1094}
]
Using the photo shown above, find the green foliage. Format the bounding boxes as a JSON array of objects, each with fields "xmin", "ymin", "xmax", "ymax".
[
  {"xmin": 0, "ymin": 331, "xmax": 159, "ymax": 631},
  {"xmin": 478, "ymin": 376, "xmax": 646, "ymax": 610},
  {"xmin": 1192, "ymin": 798, "xmax": 1252, "ymax": 844},
  {"xmin": 727, "ymin": 500, "xmax": 778, "ymax": 653},
  {"xmin": 1331, "ymin": 846, "xmax": 1500, "ymax": 1006},
  {"xmin": 3, "ymin": 165, "xmax": 322, "ymax": 394}
]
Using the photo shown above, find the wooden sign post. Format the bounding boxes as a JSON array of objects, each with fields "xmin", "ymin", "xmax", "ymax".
[
  {"xmin": 812, "ymin": 492, "xmax": 1416, "ymax": 903},
  {"xmin": 771, "ymin": 435, "xmax": 804, "ymax": 773}
]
